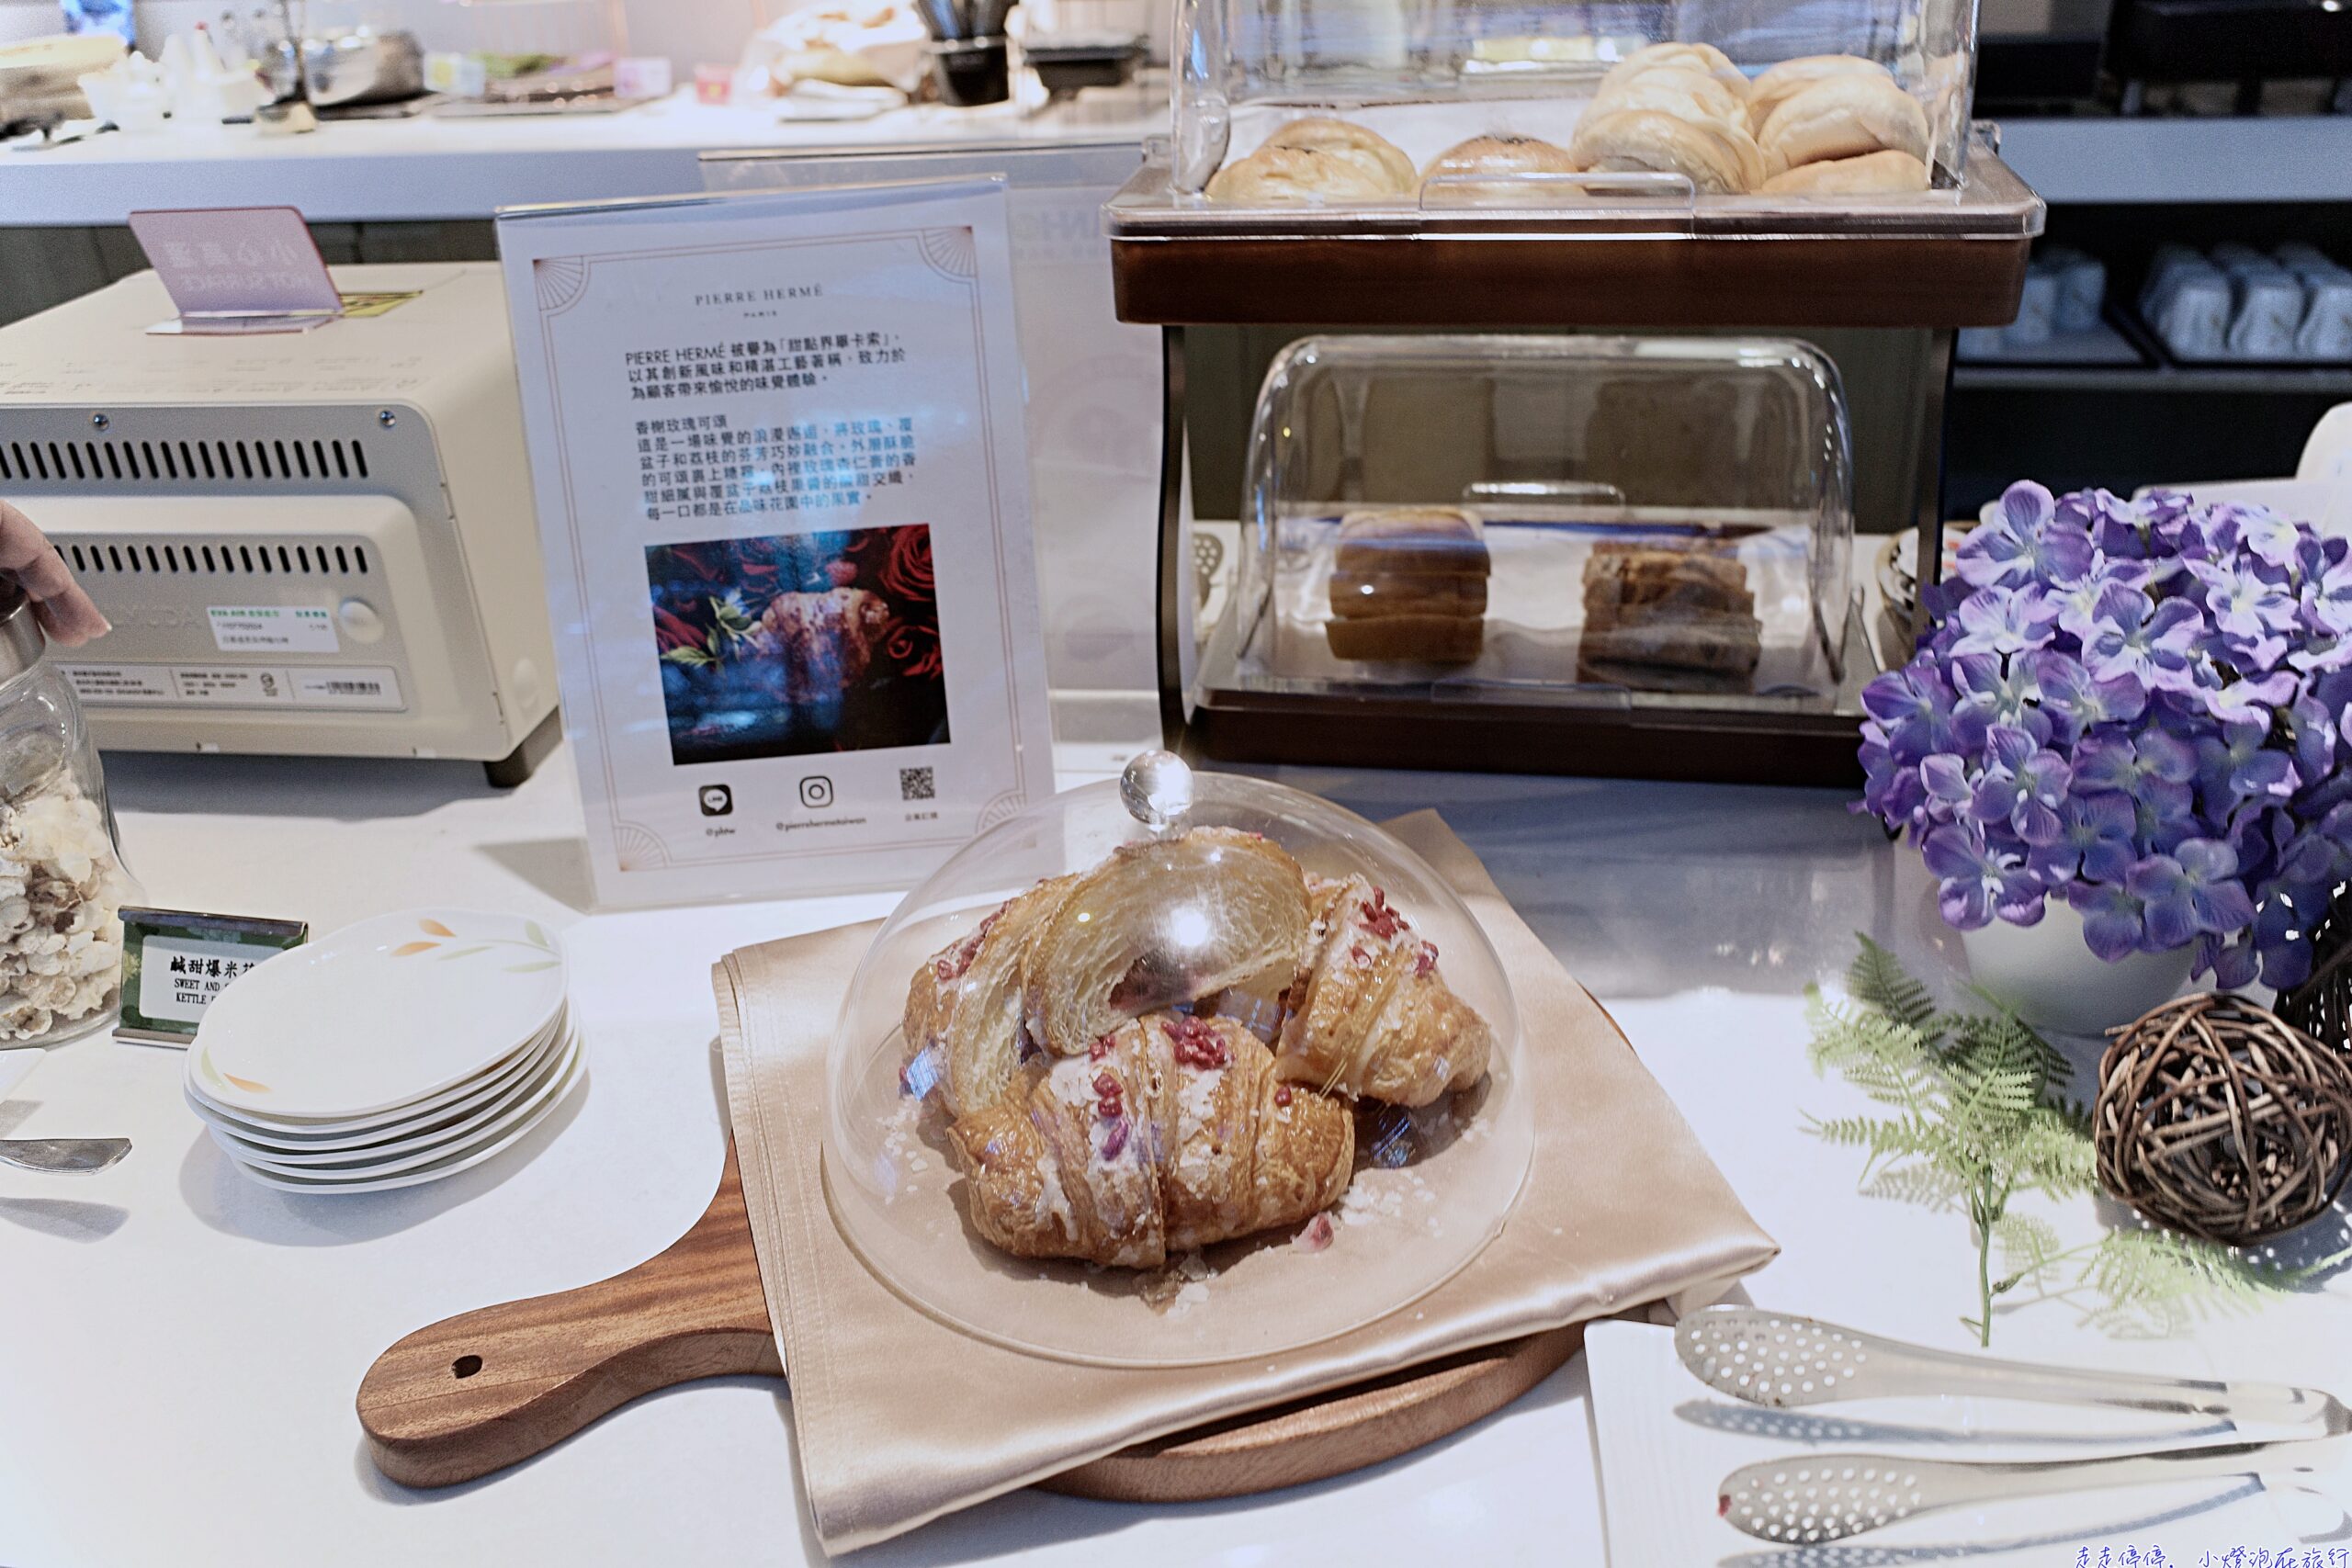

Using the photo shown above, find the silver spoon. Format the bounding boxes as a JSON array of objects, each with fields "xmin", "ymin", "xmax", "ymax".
[{"xmin": 0, "ymin": 1138, "xmax": 130, "ymax": 1173}]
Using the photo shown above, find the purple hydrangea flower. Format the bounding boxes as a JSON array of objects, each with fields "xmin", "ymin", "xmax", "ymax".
[
  {"xmin": 2197, "ymin": 930, "xmax": 2260, "ymax": 990},
  {"xmin": 2253, "ymin": 883, "xmax": 2332, "ymax": 990},
  {"xmin": 2066, "ymin": 880, "xmax": 2147, "ymax": 962},
  {"xmin": 2188, "ymin": 558, "xmax": 2300, "ymax": 642},
  {"xmin": 1922, "ymin": 822, "xmax": 2044, "ymax": 930},
  {"xmin": 2290, "ymin": 695, "xmax": 2339, "ymax": 781},
  {"xmin": 1957, "ymin": 481, "xmax": 2098, "ymax": 591},
  {"xmin": 2028, "ymin": 791, "xmax": 2136, "ymax": 886},
  {"xmin": 2079, "ymin": 584, "xmax": 2203, "ymax": 692},
  {"xmin": 2073, "ymin": 728, "xmax": 2197, "ymax": 799},
  {"xmin": 1961, "ymin": 725, "xmax": 2072, "ymax": 845},
  {"xmin": 1951, "ymin": 652, "xmax": 2047, "ymax": 739},
  {"xmin": 2228, "ymin": 504, "xmax": 2303, "ymax": 570},
  {"xmin": 2049, "ymin": 559, "xmax": 2154, "ymax": 649},
  {"xmin": 2064, "ymin": 487, "xmax": 2153, "ymax": 561},
  {"xmin": 1952, "ymin": 586, "xmax": 2061, "ymax": 659},
  {"xmin": 2196, "ymin": 718, "xmax": 2298, "ymax": 811},
  {"xmin": 2125, "ymin": 839, "xmax": 2256, "ymax": 951},
  {"xmin": 2030, "ymin": 651, "xmax": 2145, "ymax": 747},
  {"xmin": 1860, "ymin": 667, "xmax": 1979, "ymax": 768},
  {"xmin": 2306, "ymin": 553, "xmax": 2352, "ymax": 638},
  {"xmin": 1860, "ymin": 481, "xmax": 2352, "ymax": 980},
  {"xmin": 2192, "ymin": 669, "xmax": 2298, "ymax": 727}
]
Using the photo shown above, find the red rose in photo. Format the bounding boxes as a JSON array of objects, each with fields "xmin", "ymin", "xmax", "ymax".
[{"xmin": 882, "ymin": 526, "xmax": 936, "ymax": 603}]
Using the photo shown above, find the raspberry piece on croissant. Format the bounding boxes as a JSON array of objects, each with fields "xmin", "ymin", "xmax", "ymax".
[
  {"xmin": 903, "ymin": 874, "xmax": 1077, "ymax": 1119},
  {"xmin": 951, "ymin": 1013, "xmax": 1354, "ymax": 1269},
  {"xmin": 1022, "ymin": 828, "xmax": 1312, "ymax": 1058},
  {"xmin": 1275, "ymin": 875, "xmax": 1495, "ymax": 1107}
]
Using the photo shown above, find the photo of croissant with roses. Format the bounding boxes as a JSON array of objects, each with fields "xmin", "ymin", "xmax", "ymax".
[{"xmin": 648, "ymin": 524, "xmax": 949, "ymax": 766}]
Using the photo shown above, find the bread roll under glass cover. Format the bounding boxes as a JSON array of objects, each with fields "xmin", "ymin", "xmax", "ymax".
[
  {"xmin": 1217, "ymin": 334, "xmax": 1853, "ymax": 709},
  {"xmin": 1170, "ymin": 0, "xmax": 1980, "ymax": 209},
  {"xmin": 829, "ymin": 753, "xmax": 1531, "ymax": 1366}
]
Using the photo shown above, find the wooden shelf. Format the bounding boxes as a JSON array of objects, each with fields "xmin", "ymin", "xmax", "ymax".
[{"xmin": 1953, "ymin": 362, "xmax": 2352, "ymax": 393}]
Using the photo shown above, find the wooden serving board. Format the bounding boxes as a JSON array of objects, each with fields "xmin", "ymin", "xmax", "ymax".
[{"xmin": 357, "ymin": 1142, "xmax": 1584, "ymax": 1496}]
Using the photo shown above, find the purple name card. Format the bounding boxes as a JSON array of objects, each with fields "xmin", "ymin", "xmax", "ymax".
[{"xmin": 128, "ymin": 207, "xmax": 341, "ymax": 323}]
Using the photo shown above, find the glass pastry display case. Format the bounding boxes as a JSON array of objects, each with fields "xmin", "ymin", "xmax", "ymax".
[
  {"xmin": 1180, "ymin": 333, "xmax": 1866, "ymax": 778},
  {"xmin": 1109, "ymin": 0, "xmax": 2044, "ymax": 783},
  {"xmin": 830, "ymin": 753, "xmax": 1532, "ymax": 1364},
  {"xmin": 1107, "ymin": 0, "xmax": 2042, "ymax": 325}
]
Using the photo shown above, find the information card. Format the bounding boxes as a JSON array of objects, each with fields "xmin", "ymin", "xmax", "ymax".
[{"xmin": 496, "ymin": 181, "xmax": 1055, "ymax": 906}]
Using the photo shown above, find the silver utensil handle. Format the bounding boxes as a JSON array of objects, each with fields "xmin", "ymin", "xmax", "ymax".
[
  {"xmin": 0, "ymin": 1137, "xmax": 130, "ymax": 1173},
  {"xmin": 1681, "ymin": 1307, "xmax": 2335, "ymax": 1427},
  {"xmin": 1720, "ymin": 1439, "xmax": 2336, "ymax": 1546}
]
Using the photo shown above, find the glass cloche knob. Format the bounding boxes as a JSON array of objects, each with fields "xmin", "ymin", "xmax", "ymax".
[{"xmin": 1118, "ymin": 750, "xmax": 1193, "ymax": 829}]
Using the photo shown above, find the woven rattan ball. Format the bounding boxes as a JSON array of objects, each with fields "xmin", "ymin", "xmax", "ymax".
[
  {"xmin": 2096, "ymin": 992, "xmax": 2352, "ymax": 1245},
  {"xmin": 2278, "ymin": 886, "xmax": 2352, "ymax": 1051}
]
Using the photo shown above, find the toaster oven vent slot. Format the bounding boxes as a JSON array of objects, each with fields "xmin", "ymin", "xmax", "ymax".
[
  {"xmin": 0, "ymin": 435, "xmax": 371, "ymax": 487},
  {"xmin": 65, "ymin": 540, "xmax": 371, "ymax": 578}
]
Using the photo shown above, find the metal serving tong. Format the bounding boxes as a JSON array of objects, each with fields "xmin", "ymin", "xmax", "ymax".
[{"xmin": 1676, "ymin": 1307, "xmax": 2350, "ymax": 1546}]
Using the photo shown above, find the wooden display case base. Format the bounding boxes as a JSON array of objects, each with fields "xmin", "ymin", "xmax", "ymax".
[
  {"xmin": 1114, "ymin": 233, "xmax": 2033, "ymax": 330},
  {"xmin": 1182, "ymin": 689, "xmax": 1869, "ymax": 789}
]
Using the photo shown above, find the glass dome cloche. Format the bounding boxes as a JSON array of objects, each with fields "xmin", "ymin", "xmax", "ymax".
[{"xmin": 828, "ymin": 754, "xmax": 1531, "ymax": 1367}]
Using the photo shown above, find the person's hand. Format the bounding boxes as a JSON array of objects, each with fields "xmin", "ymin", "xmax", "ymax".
[{"xmin": 0, "ymin": 500, "xmax": 108, "ymax": 648}]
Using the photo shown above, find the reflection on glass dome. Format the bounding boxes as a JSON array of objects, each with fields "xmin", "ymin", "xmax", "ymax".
[{"xmin": 826, "ymin": 755, "xmax": 1532, "ymax": 1367}]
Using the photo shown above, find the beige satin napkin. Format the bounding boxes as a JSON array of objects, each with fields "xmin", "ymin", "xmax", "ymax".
[{"xmin": 715, "ymin": 810, "xmax": 1777, "ymax": 1553}]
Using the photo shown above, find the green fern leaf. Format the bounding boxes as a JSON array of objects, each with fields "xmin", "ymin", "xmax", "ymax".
[
  {"xmin": 1849, "ymin": 934, "xmax": 1939, "ymax": 1035},
  {"xmin": 1809, "ymin": 938, "xmax": 2312, "ymax": 1346},
  {"xmin": 1862, "ymin": 1164, "xmax": 1969, "ymax": 1212},
  {"xmin": 1992, "ymin": 1212, "xmax": 2067, "ymax": 1292},
  {"xmin": 2076, "ymin": 1229, "xmax": 2301, "ymax": 1337}
]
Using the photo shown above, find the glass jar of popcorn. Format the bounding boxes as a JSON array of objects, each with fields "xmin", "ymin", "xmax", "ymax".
[{"xmin": 0, "ymin": 584, "xmax": 133, "ymax": 1044}]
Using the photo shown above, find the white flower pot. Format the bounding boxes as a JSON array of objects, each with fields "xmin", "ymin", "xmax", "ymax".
[{"xmin": 1958, "ymin": 899, "xmax": 2195, "ymax": 1037}]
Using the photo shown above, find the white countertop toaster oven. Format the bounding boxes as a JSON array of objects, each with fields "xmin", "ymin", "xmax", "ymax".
[{"xmin": 0, "ymin": 263, "xmax": 560, "ymax": 784}]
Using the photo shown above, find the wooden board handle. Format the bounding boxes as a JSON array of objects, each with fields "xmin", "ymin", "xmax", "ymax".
[{"xmin": 357, "ymin": 1145, "xmax": 779, "ymax": 1488}]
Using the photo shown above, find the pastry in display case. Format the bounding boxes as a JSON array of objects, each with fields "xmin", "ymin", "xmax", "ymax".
[
  {"xmin": 1197, "ymin": 333, "xmax": 1853, "ymax": 739},
  {"xmin": 1167, "ymin": 0, "xmax": 1971, "ymax": 205},
  {"xmin": 1106, "ymin": 0, "xmax": 2043, "ymax": 327},
  {"xmin": 831, "ymin": 755, "xmax": 1530, "ymax": 1362}
]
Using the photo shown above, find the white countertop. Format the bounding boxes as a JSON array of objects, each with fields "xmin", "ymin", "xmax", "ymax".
[
  {"xmin": 7, "ymin": 82, "xmax": 2352, "ymax": 227},
  {"xmin": 2, "ymin": 742, "xmax": 2344, "ymax": 1566},
  {"xmin": 0, "ymin": 88, "xmax": 1161, "ymax": 226}
]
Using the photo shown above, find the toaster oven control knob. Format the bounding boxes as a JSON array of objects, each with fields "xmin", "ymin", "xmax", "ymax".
[{"xmin": 337, "ymin": 598, "xmax": 385, "ymax": 643}]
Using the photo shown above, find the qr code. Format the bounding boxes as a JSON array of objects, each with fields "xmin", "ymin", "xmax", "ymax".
[{"xmin": 899, "ymin": 767, "xmax": 935, "ymax": 802}]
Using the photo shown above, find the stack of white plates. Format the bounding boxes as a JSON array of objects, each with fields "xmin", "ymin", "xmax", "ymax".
[{"xmin": 183, "ymin": 908, "xmax": 582, "ymax": 1193}]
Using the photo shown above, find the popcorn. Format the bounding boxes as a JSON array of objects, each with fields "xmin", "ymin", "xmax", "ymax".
[{"xmin": 0, "ymin": 783, "xmax": 126, "ymax": 1042}]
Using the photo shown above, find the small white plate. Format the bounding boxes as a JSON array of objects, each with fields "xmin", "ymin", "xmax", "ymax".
[
  {"xmin": 208, "ymin": 1023, "xmax": 576, "ymax": 1167},
  {"xmin": 187, "ymin": 908, "xmax": 566, "ymax": 1120},
  {"xmin": 219, "ymin": 1036, "xmax": 586, "ymax": 1194},
  {"xmin": 184, "ymin": 1003, "xmax": 567, "ymax": 1145}
]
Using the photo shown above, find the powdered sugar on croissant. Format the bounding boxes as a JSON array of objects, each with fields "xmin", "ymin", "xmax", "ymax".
[
  {"xmin": 1276, "ymin": 874, "xmax": 1494, "ymax": 1107},
  {"xmin": 951, "ymin": 1014, "xmax": 1353, "ymax": 1269}
]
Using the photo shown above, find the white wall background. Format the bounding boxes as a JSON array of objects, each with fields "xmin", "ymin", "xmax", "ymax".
[{"xmin": 2, "ymin": 0, "xmax": 1158, "ymax": 70}]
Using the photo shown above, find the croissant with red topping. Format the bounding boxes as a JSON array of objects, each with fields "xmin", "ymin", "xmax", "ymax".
[
  {"xmin": 903, "ymin": 827, "xmax": 1496, "ymax": 1268},
  {"xmin": 951, "ymin": 1013, "xmax": 1354, "ymax": 1268},
  {"xmin": 902, "ymin": 874, "xmax": 1077, "ymax": 1120},
  {"xmin": 1275, "ymin": 874, "xmax": 1494, "ymax": 1107}
]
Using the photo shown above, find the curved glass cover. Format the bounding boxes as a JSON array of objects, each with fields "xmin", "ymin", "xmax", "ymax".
[
  {"xmin": 1222, "ymin": 333, "xmax": 1855, "ymax": 710},
  {"xmin": 828, "ymin": 758, "xmax": 1532, "ymax": 1366}
]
